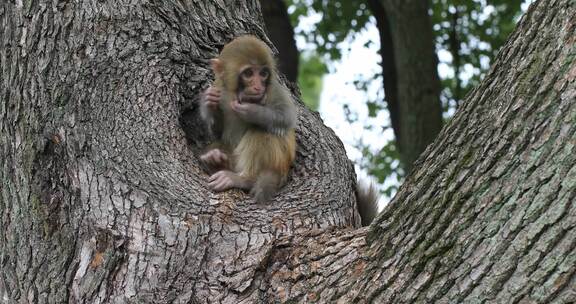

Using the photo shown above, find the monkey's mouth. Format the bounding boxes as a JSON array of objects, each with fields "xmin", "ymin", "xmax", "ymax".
[{"xmin": 238, "ymin": 92, "xmax": 265, "ymax": 104}]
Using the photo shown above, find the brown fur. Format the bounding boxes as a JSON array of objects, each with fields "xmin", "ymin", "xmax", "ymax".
[
  {"xmin": 202, "ymin": 35, "xmax": 297, "ymax": 202},
  {"xmin": 216, "ymin": 36, "xmax": 276, "ymax": 95},
  {"xmin": 234, "ymin": 129, "xmax": 295, "ymax": 179}
]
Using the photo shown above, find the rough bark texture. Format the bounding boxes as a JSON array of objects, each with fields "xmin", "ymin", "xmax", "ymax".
[
  {"xmin": 0, "ymin": 1, "xmax": 359, "ymax": 303},
  {"xmin": 264, "ymin": 0, "xmax": 576, "ymax": 302},
  {"xmin": 380, "ymin": 0, "xmax": 444, "ymax": 172},
  {"xmin": 1, "ymin": 0, "xmax": 575, "ymax": 303},
  {"xmin": 259, "ymin": 0, "xmax": 299, "ymax": 84}
]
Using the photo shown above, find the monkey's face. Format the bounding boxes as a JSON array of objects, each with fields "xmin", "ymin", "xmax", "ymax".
[{"xmin": 237, "ymin": 65, "xmax": 270, "ymax": 104}]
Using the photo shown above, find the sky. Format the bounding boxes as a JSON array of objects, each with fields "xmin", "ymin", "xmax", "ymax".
[
  {"xmin": 296, "ymin": 19, "xmax": 396, "ymax": 205},
  {"xmin": 318, "ymin": 25, "xmax": 390, "ymax": 162},
  {"xmin": 293, "ymin": 1, "xmax": 535, "ymax": 206}
]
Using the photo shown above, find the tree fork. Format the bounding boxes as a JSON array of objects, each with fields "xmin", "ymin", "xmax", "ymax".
[{"xmin": 1, "ymin": 0, "xmax": 575, "ymax": 303}]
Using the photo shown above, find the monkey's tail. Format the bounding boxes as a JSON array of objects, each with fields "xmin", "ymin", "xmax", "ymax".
[{"xmin": 356, "ymin": 179, "xmax": 380, "ymax": 226}]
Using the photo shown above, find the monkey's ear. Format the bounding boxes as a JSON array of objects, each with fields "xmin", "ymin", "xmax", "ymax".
[{"xmin": 210, "ymin": 58, "xmax": 223, "ymax": 76}]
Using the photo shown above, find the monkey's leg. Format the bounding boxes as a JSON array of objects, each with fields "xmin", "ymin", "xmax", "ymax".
[
  {"xmin": 208, "ymin": 170, "xmax": 253, "ymax": 192},
  {"xmin": 250, "ymin": 170, "xmax": 282, "ymax": 203}
]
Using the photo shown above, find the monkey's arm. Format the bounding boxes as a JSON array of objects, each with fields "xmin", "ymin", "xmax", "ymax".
[{"xmin": 231, "ymin": 99, "xmax": 296, "ymax": 136}]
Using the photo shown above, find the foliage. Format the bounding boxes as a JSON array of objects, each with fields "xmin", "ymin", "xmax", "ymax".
[
  {"xmin": 286, "ymin": 0, "xmax": 371, "ymax": 61},
  {"xmin": 432, "ymin": 0, "xmax": 524, "ymax": 110},
  {"xmin": 298, "ymin": 53, "xmax": 327, "ymax": 111},
  {"xmin": 287, "ymin": 0, "xmax": 526, "ymax": 196},
  {"xmin": 358, "ymin": 141, "xmax": 402, "ymax": 198}
]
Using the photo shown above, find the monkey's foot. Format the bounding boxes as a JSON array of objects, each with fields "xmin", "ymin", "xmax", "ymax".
[{"xmin": 208, "ymin": 170, "xmax": 252, "ymax": 192}]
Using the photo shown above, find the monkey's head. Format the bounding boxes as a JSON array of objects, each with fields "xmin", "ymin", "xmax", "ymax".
[{"xmin": 211, "ymin": 35, "xmax": 276, "ymax": 105}]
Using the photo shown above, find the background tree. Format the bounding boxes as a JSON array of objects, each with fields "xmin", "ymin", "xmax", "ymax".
[
  {"xmin": 431, "ymin": 0, "xmax": 524, "ymax": 109},
  {"xmin": 286, "ymin": 0, "xmax": 525, "ymax": 191},
  {"xmin": 286, "ymin": 0, "xmax": 443, "ymax": 176},
  {"xmin": 1, "ymin": 0, "xmax": 575, "ymax": 303},
  {"xmin": 259, "ymin": 0, "xmax": 299, "ymax": 83},
  {"xmin": 296, "ymin": 54, "xmax": 326, "ymax": 110},
  {"xmin": 260, "ymin": 0, "xmax": 325, "ymax": 111},
  {"xmin": 377, "ymin": 0, "xmax": 443, "ymax": 173}
]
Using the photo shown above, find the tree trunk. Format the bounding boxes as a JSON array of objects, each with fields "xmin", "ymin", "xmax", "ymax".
[
  {"xmin": 0, "ymin": 1, "xmax": 358, "ymax": 303},
  {"xmin": 367, "ymin": 0, "xmax": 400, "ymax": 158},
  {"xmin": 1, "ymin": 1, "xmax": 575, "ymax": 304},
  {"xmin": 259, "ymin": 0, "xmax": 576, "ymax": 302},
  {"xmin": 259, "ymin": 0, "xmax": 299, "ymax": 83},
  {"xmin": 380, "ymin": 0, "xmax": 444, "ymax": 172}
]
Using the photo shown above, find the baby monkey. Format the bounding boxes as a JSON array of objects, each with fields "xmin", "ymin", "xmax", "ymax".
[{"xmin": 199, "ymin": 35, "xmax": 297, "ymax": 203}]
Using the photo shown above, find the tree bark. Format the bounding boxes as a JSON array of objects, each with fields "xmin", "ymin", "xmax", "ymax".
[
  {"xmin": 1, "ymin": 0, "xmax": 575, "ymax": 304},
  {"xmin": 0, "ymin": 1, "xmax": 358, "ymax": 303},
  {"xmin": 259, "ymin": 0, "xmax": 299, "ymax": 84},
  {"xmin": 379, "ymin": 0, "xmax": 444, "ymax": 173},
  {"xmin": 261, "ymin": 0, "xmax": 576, "ymax": 302}
]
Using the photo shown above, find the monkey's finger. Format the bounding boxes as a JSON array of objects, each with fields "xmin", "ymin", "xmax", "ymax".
[
  {"xmin": 208, "ymin": 175, "xmax": 224, "ymax": 187},
  {"xmin": 205, "ymin": 96, "xmax": 219, "ymax": 103},
  {"xmin": 206, "ymin": 91, "xmax": 221, "ymax": 98},
  {"xmin": 234, "ymin": 101, "xmax": 250, "ymax": 112},
  {"xmin": 219, "ymin": 179, "xmax": 234, "ymax": 191},
  {"xmin": 201, "ymin": 151, "xmax": 215, "ymax": 160},
  {"xmin": 202, "ymin": 156, "xmax": 217, "ymax": 166},
  {"xmin": 206, "ymin": 95, "xmax": 220, "ymax": 103},
  {"xmin": 206, "ymin": 87, "xmax": 221, "ymax": 94},
  {"xmin": 208, "ymin": 173, "xmax": 217, "ymax": 182},
  {"xmin": 231, "ymin": 101, "xmax": 247, "ymax": 115},
  {"xmin": 201, "ymin": 158, "xmax": 212, "ymax": 166},
  {"xmin": 208, "ymin": 180, "xmax": 220, "ymax": 190},
  {"xmin": 213, "ymin": 182, "xmax": 226, "ymax": 192},
  {"xmin": 216, "ymin": 153, "xmax": 228, "ymax": 164},
  {"xmin": 210, "ymin": 156, "xmax": 222, "ymax": 166},
  {"xmin": 209, "ymin": 171, "xmax": 225, "ymax": 182},
  {"xmin": 205, "ymin": 89, "xmax": 219, "ymax": 97},
  {"xmin": 211, "ymin": 179, "xmax": 229, "ymax": 192},
  {"xmin": 205, "ymin": 86, "xmax": 218, "ymax": 94}
]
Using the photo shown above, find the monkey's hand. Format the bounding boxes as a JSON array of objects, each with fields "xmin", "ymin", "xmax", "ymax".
[
  {"xmin": 231, "ymin": 99, "xmax": 270, "ymax": 126},
  {"xmin": 230, "ymin": 99, "xmax": 256, "ymax": 116},
  {"xmin": 231, "ymin": 99, "xmax": 295, "ymax": 136},
  {"xmin": 202, "ymin": 86, "xmax": 221, "ymax": 111},
  {"xmin": 208, "ymin": 170, "xmax": 253, "ymax": 192},
  {"xmin": 200, "ymin": 148, "xmax": 228, "ymax": 168}
]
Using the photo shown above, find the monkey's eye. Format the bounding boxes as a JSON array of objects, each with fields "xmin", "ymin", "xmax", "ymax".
[
  {"xmin": 259, "ymin": 68, "xmax": 270, "ymax": 79},
  {"xmin": 242, "ymin": 69, "xmax": 254, "ymax": 78}
]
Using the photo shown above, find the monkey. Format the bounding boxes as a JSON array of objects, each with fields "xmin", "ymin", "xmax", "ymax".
[
  {"xmin": 199, "ymin": 35, "xmax": 297, "ymax": 203},
  {"xmin": 198, "ymin": 35, "xmax": 379, "ymax": 225}
]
